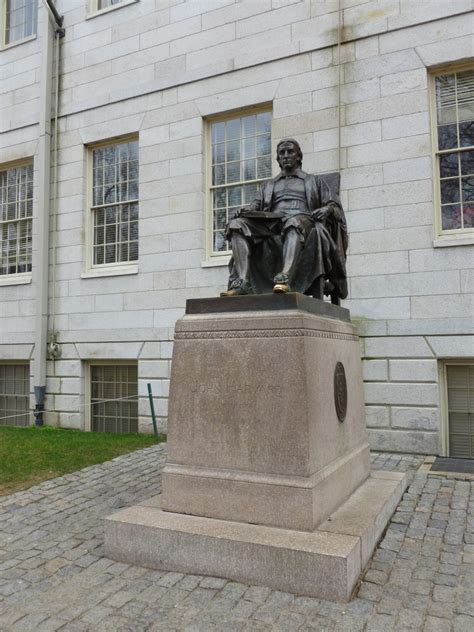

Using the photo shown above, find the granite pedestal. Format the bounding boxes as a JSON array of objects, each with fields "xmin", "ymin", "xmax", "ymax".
[{"xmin": 105, "ymin": 294, "xmax": 408, "ymax": 601}]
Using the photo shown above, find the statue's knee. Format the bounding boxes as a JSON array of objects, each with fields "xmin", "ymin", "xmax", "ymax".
[{"xmin": 227, "ymin": 218, "xmax": 245, "ymax": 231}]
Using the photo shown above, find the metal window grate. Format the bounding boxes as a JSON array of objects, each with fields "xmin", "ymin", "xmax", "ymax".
[
  {"xmin": 435, "ymin": 69, "xmax": 474, "ymax": 232},
  {"xmin": 210, "ymin": 111, "xmax": 272, "ymax": 254},
  {"xmin": 90, "ymin": 365, "xmax": 138, "ymax": 433},
  {"xmin": 5, "ymin": 0, "xmax": 37, "ymax": 44},
  {"xmin": 447, "ymin": 365, "xmax": 474, "ymax": 458},
  {"xmin": 0, "ymin": 364, "xmax": 30, "ymax": 427},
  {"xmin": 92, "ymin": 140, "xmax": 139, "ymax": 266},
  {"xmin": 0, "ymin": 163, "xmax": 33, "ymax": 276}
]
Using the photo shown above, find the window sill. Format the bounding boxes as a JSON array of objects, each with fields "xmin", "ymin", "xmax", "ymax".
[
  {"xmin": 86, "ymin": 0, "xmax": 139, "ymax": 19},
  {"xmin": 201, "ymin": 256, "xmax": 231, "ymax": 268},
  {"xmin": 1, "ymin": 34, "xmax": 36, "ymax": 51},
  {"xmin": 81, "ymin": 265, "xmax": 138, "ymax": 279},
  {"xmin": 0, "ymin": 273, "xmax": 32, "ymax": 286},
  {"xmin": 433, "ymin": 235, "xmax": 474, "ymax": 248}
]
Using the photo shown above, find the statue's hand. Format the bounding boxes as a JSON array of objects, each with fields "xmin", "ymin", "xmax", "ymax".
[
  {"xmin": 230, "ymin": 207, "xmax": 244, "ymax": 219},
  {"xmin": 311, "ymin": 206, "xmax": 332, "ymax": 222}
]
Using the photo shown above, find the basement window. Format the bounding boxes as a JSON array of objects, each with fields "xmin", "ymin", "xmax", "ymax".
[
  {"xmin": 89, "ymin": 364, "xmax": 138, "ymax": 433},
  {"xmin": 0, "ymin": 364, "xmax": 30, "ymax": 427},
  {"xmin": 446, "ymin": 364, "xmax": 474, "ymax": 458}
]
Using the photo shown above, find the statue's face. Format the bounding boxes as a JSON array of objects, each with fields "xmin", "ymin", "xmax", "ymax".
[{"xmin": 277, "ymin": 142, "xmax": 299, "ymax": 171}]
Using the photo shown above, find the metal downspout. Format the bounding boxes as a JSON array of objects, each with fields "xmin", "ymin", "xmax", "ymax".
[{"xmin": 33, "ymin": 2, "xmax": 64, "ymax": 426}]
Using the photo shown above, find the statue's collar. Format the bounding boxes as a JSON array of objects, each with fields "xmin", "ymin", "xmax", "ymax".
[{"xmin": 275, "ymin": 169, "xmax": 306, "ymax": 180}]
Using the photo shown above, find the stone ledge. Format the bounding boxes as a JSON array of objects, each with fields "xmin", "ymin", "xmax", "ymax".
[
  {"xmin": 104, "ymin": 471, "xmax": 408, "ymax": 602},
  {"xmin": 185, "ymin": 292, "xmax": 351, "ymax": 322}
]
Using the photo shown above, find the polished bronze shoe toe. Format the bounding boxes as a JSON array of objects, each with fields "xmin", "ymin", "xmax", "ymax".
[
  {"xmin": 273, "ymin": 282, "xmax": 290, "ymax": 293},
  {"xmin": 221, "ymin": 279, "xmax": 253, "ymax": 297}
]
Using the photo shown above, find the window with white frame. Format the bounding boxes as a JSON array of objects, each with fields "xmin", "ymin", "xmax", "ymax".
[
  {"xmin": 4, "ymin": 0, "xmax": 37, "ymax": 45},
  {"xmin": 433, "ymin": 67, "xmax": 474, "ymax": 235},
  {"xmin": 208, "ymin": 109, "xmax": 272, "ymax": 255},
  {"xmin": 0, "ymin": 162, "xmax": 33, "ymax": 276},
  {"xmin": 90, "ymin": 138, "xmax": 139, "ymax": 268},
  {"xmin": 0, "ymin": 364, "xmax": 30, "ymax": 427},
  {"xmin": 90, "ymin": 364, "xmax": 138, "ymax": 433}
]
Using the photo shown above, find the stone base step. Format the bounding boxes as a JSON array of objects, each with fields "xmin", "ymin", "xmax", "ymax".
[{"xmin": 104, "ymin": 470, "xmax": 408, "ymax": 602}]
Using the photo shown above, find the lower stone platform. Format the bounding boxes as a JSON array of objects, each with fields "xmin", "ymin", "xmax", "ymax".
[{"xmin": 104, "ymin": 470, "xmax": 408, "ymax": 602}]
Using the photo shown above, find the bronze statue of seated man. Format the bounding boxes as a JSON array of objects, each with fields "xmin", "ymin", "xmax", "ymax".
[{"xmin": 221, "ymin": 138, "xmax": 348, "ymax": 304}]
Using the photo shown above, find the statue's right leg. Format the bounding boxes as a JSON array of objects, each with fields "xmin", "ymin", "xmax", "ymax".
[{"xmin": 220, "ymin": 227, "xmax": 253, "ymax": 297}]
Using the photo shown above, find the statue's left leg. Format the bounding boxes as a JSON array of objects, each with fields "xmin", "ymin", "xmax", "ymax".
[{"xmin": 273, "ymin": 228, "xmax": 303, "ymax": 293}]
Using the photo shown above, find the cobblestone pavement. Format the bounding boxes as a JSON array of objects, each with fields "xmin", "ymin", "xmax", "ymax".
[{"xmin": 1, "ymin": 447, "xmax": 473, "ymax": 631}]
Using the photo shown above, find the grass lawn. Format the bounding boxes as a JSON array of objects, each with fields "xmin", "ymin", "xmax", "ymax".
[{"xmin": 0, "ymin": 425, "xmax": 165, "ymax": 496}]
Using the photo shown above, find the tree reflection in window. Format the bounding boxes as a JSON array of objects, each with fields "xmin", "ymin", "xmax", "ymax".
[
  {"xmin": 92, "ymin": 140, "xmax": 139, "ymax": 266},
  {"xmin": 436, "ymin": 69, "xmax": 474, "ymax": 233}
]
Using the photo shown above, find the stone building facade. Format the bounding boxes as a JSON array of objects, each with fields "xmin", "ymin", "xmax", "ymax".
[{"xmin": 0, "ymin": 0, "xmax": 473, "ymax": 455}]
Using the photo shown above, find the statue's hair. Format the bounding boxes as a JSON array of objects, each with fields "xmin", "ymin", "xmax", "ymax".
[{"xmin": 276, "ymin": 138, "xmax": 303, "ymax": 168}]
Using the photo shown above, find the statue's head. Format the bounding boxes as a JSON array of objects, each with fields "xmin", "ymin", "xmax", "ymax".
[{"xmin": 276, "ymin": 138, "xmax": 303, "ymax": 170}]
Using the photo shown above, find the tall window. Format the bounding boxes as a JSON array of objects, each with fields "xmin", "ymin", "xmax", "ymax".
[
  {"xmin": 90, "ymin": 139, "xmax": 139, "ymax": 268},
  {"xmin": 209, "ymin": 110, "xmax": 272, "ymax": 255},
  {"xmin": 4, "ymin": 0, "xmax": 37, "ymax": 45},
  {"xmin": 434, "ymin": 68, "xmax": 474, "ymax": 234},
  {"xmin": 0, "ymin": 364, "xmax": 30, "ymax": 427},
  {"xmin": 90, "ymin": 364, "xmax": 138, "ymax": 433},
  {"xmin": 0, "ymin": 162, "xmax": 33, "ymax": 276}
]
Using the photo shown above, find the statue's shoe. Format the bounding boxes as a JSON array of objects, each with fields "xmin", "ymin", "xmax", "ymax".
[
  {"xmin": 273, "ymin": 282, "xmax": 290, "ymax": 293},
  {"xmin": 272, "ymin": 273, "xmax": 291, "ymax": 293},
  {"xmin": 220, "ymin": 279, "xmax": 253, "ymax": 297}
]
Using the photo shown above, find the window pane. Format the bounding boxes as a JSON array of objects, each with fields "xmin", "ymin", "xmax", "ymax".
[
  {"xmin": 212, "ymin": 164, "xmax": 225, "ymax": 186},
  {"xmin": 243, "ymin": 159, "xmax": 256, "ymax": 181},
  {"xmin": 212, "ymin": 143, "xmax": 225, "ymax": 165},
  {"xmin": 226, "ymin": 161, "xmax": 240, "ymax": 184},
  {"xmin": 441, "ymin": 205, "xmax": 462, "ymax": 230},
  {"xmin": 242, "ymin": 116, "xmax": 256, "ymax": 137},
  {"xmin": 457, "ymin": 69, "xmax": 474, "ymax": 123},
  {"xmin": 439, "ymin": 153, "xmax": 459, "ymax": 178},
  {"xmin": 213, "ymin": 231, "xmax": 227, "ymax": 252},
  {"xmin": 460, "ymin": 121, "xmax": 474, "ymax": 148},
  {"xmin": 463, "ymin": 205, "xmax": 474, "ymax": 228},
  {"xmin": 212, "ymin": 122, "xmax": 225, "ymax": 143},
  {"xmin": 257, "ymin": 112, "xmax": 272, "ymax": 134},
  {"xmin": 226, "ymin": 140, "xmax": 240, "ymax": 162},
  {"xmin": 214, "ymin": 208, "xmax": 227, "ymax": 230},
  {"xmin": 226, "ymin": 119, "xmax": 240, "ymax": 141},
  {"xmin": 257, "ymin": 134, "xmax": 271, "ymax": 157},
  {"xmin": 461, "ymin": 151, "xmax": 474, "ymax": 176},
  {"xmin": 243, "ymin": 137, "xmax": 256, "ymax": 160},
  {"xmin": 228, "ymin": 186, "xmax": 242, "ymax": 207},
  {"xmin": 438, "ymin": 125, "xmax": 458, "ymax": 150},
  {"xmin": 213, "ymin": 188, "xmax": 226, "ymax": 208},
  {"xmin": 257, "ymin": 155, "xmax": 272, "ymax": 179},
  {"xmin": 440, "ymin": 179, "xmax": 460, "ymax": 204},
  {"xmin": 462, "ymin": 176, "xmax": 474, "ymax": 202}
]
